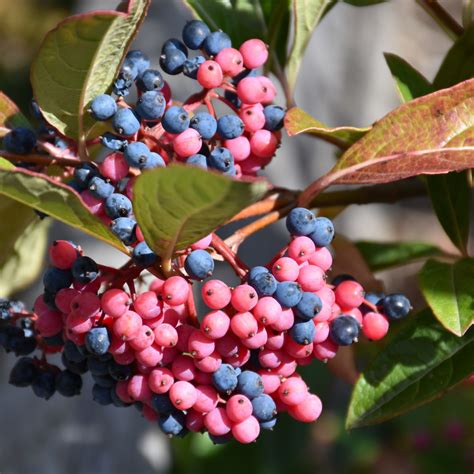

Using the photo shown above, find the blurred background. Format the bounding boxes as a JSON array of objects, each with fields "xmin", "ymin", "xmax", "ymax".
[{"xmin": 0, "ymin": 0, "xmax": 473, "ymax": 473}]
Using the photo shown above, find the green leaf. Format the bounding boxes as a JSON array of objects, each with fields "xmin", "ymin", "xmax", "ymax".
[
  {"xmin": 328, "ymin": 79, "xmax": 474, "ymax": 184},
  {"xmin": 0, "ymin": 214, "xmax": 49, "ymax": 297},
  {"xmin": 182, "ymin": 0, "xmax": 291, "ymax": 73},
  {"xmin": 31, "ymin": 0, "xmax": 149, "ymax": 142},
  {"xmin": 284, "ymin": 107, "xmax": 370, "ymax": 149},
  {"xmin": 384, "ymin": 53, "xmax": 471, "ymax": 255},
  {"xmin": 0, "ymin": 166, "xmax": 126, "ymax": 252},
  {"xmin": 0, "ymin": 92, "xmax": 32, "ymax": 136},
  {"xmin": 355, "ymin": 240, "xmax": 443, "ymax": 272},
  {"xmin": 286, "ymin": 0, "xmax": 333, "ymax": 93},
  {"xmin": 419, "ymin": 258, "xmax": 474, "ymax": 336},
  {"xmin": 346, "ymin": 309, "xmax": 474, "ymax": 429},
  {"xmin": 434, "ymin": 24, "xmax": 474, "ymax": 89},
  {"xmin": 133, "ymin": 165, "xmax": 269, "ymax": 257},
  {"xmin": 383, "ymin": 53, "xmax": 433, "ymax": 101}
]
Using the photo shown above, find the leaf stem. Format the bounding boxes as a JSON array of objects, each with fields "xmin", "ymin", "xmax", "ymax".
[
  {"xmin": 463, "ymin": 0, "xmax": 473, "ymax": 28},
  {"xmin": 211, "ymin": 233, "xmax": 248, "ymax": 278},
  {"xmin": 416, "ymin": 0, "xmax": 464, "ymax": 40}
]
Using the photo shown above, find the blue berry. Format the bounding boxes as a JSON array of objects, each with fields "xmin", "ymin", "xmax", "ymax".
[
  {"xmin": 212, "ymin": 363, "xmax": 238, "ymax": 393},
  {"xmin": 182, "ymin": 20, "xmax": 211, "ymax": 49},
  {"xmin": 152, "ymin": 393, "xmax": 174, "ymax": 414},
  {"xmin": 190, "ymin": 112, "xmax": 217, "ymax": 140},
  {"xmin": 124, "ymin": 141, "xmax": 151, "ymax": 168},
  {"xmin": 64, "ymin": 340, "xmax": 86, "ymax": 364},
  {"xmin": 132, "ymin": 241, "xmax": 158, "ymax": 267},
  {"xmin": 105, "ymin": 193, "xmax": 133, "ymax": 219},
  {"xmin": 55, "ymin": 370, "xmax": 82, "ymax": 397},
  {"xmin": 274, "ymin": 281, "xmax": 303, "ymax": 308},
  {"xmin": 217, "ymin": 114, "xmax": 245, "ymax": 139},
  {"xmin": 203, "ymin": 31, "xmax": 232, "ymax": 56},
  {"xmin": 113, "ymin": 76, "xmax": 133, "ymax": 97},
  {"xmin": 329, "ymin": 316, "xmax": 360, "ymax": 346},
  {"xmin": 32, "ymin": 369, "xmax": 56, "ymax": 400},
  {"xmin": 125, "ymin": 50, "xmax": 150, "ymax": 75},
  {"xmin": 92, "ymin": 373, "xmax": 115, "ymax": 388},
  {"xmin": 92, "ymin": 383, "xmax": 113, "ymax": 405},
  {"xmin": 183, "ymin": 56, "xmax": 205, "ymax": 79},
  {"xmin": 88, "ymin": 176, "xmax": 114, "ymax": 199},
  {"xmin": 61, "ymin": 353, "xmax": 88, "ymax": 375},
  {"xmin": 248, "ymin": 266, "xmax": 269, "ymax": 282},
  {"xmin": 260, "ymin": 416, "xmax": 277, "ymax": 430},
  {"xmin": 85, "ymin": 327, "xmax": 110, "ymax": 356},
  {"xmin": 108, "ymin": 360, "xmax": 133, "ymax": 381},
  {"xmin": 160, "ymin": 49, "xmax": 187, "ymax": 75},
  {"xmin": 89, "ymin": 94, "xmax": 117, "ymax": 121},
  {"xmin": 74, "ymin": 162, "xmax": 99, "ymax": 188},
  {"xmin": 87, "ymin": 357, "xmax": 110, "ymax": 376},
  {"xmin": 286, "ymin": 208, "xmax": 316, "ymax": 236},
  {"xmin": 309, "ymin": 217, "xmax": 335, "ymax": 247},
  {"xmin": 71, "ymin": 256, "xmax": 99, "ymax": 283},
  {"xmin": 42, "ymin": 267, "xmax": 73, "ymax": 293},
  {"xmin": 101, "ymin": 133, "xmax": 128, "ymax": 151},
  {"xmin": 162, "ymin": 106, "xmax": 190, "ymax": 134},
  {"xmin": 232, "ymin": 68, "xmax": 257, "ymax": 84},
  {"xmin": 136, "ymin": 69, "xmax": 164, "ymax": 92},
  {"xmin": 3, "ymin": 127, "xmax": 36, "ymax": 154},
  {"xmin": 295, "ymin": 292, "xmax": 322, "ymax": 320},
  {"xmin": 42, "ymin": 290, "xmax": 58, "ymax": 310},
  {"xmin": 186, "ymin": 154, "xmax": 207, "ymax": 169},
  {"xmin": 289, "ymin": 319, "xmax": 316, "ymax": 345},
  {"xmin": 184, "ymin": 249, "xmax": 214, "ymax": 280},
  {"xmin": 224, "ymin": 90, "xmax": 241, "ymax": 108},
  {"xmin": 120, "ymin": 60, "xmax": 139, "ymax": 81},
  {"xmin": 159, "ymin": 410, "xmax": 186, "ymax": 437},
  {"xmin": 112, "ymin": 108, "xmax": 140, "ymax": 136},
  {"xmin": 237, "ymin": 370, "xmax": 264, "ymax": 399},
  {"xmin": 110, "ymin": 388, "xmax": 129, "ymax": 408},
  {"xmin": 142, "ymin": 151, "xmax": 166, "ymax": 169},
  {"xmin": 251, "ymin": 394, "xmax": 276, "ymax": 421},
  {"xmin": 378, "ymin": 294, "xmax": 411, "ymax": 320},
  {"xmin": 249, "ymin": 271, "xmax": 277, "ymax": 297},
  {"xmin": 365, "ymin": 292, "xmax": 384, "ymax": 305},
  {"xmin": 135, "ymin": 91, "xmax": 166, "ymax": 121},
  {"xmin": 208, "ymin": 147, "xmax": 234, "ymax": 173},
  {"xmin": 263, "ymin": 105, "xmax": 285, "ymax": 131},
  {"xmin": 110, "ymin": 217, "xmax": 137, "ymax": 245},
  {"xmin": 9, "ymin": 357, "xmax": 37, "ymax": 387},
  {"xmin": 162, "ymin": 38, "xmax": 188, "ymax": 56}
]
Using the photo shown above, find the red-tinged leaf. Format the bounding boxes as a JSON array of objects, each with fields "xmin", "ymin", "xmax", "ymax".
[
  {"xmin": 0, "ymin": 92, "xmax": 31, "ymax": 136},
  {"xmin": 285, "ymin": 107, "xmax": 370, "ymax": 149},
  {"xmin": 330, "ymin": 79, "xmax": 474, "ymax": 184}
]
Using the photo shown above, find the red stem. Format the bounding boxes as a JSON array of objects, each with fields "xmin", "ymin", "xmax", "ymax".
[
  {"xmin": 211, "ymin": 233, "xmax": 248, "ymax": 278},
  {"xmin": 186, "ymin": 285, "xmax": 199, "ymax": 327}
]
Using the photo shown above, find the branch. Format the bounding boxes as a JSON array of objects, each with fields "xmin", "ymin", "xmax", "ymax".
[
  {"xmin": 417, "ymin": 0, "xmax": 464, "ymax": 40},
  {"xmin": 0, "ymin": 150, "xmax": 80, "ymax": 168},
  {"xmin": 211, "ymin": 233, "xmax": 249, "ymax": 278}
]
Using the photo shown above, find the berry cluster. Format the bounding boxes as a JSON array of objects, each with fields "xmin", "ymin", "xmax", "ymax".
[{"xmin": 1, "ymin": 209, "xmax": 411, "ymax": 444}]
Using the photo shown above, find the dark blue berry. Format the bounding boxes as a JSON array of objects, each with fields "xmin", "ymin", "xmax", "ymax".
[
  {"xmin": 162, "ymin": 38, "xmax": 188, "ymax": 56},
  {"xmin": 87, "ymin": 357, "xmax": 110, "ymax": 376},
  {"xmin": 212, "ymin": 363, "xmax": 238, "ymax": 393},
  {"xmin": 92, "ymin": 383, "xmax": 113, "ymax": 405},
  {"xmin": 289, "ymin": 318, "xmax": 316, "ymax": 345},
  {"xmin": 263, "ymin": 105, "xmax": 285, "ymax": 131},
  {"xmin": 203, "ymin": 31, "xmax": 231, "ymax": 56},
  {"xmin": 32, "ymin": 369, "xmax": 56, "ymax": 400},
  {"xmin": 309, "ymin": 217, "xmax": 335, "ymax": 247},
  {"xmin": 90, "ymin": 94, "xmax": 117, "ymax": 121},
  {"xmin": 132, "ymin": 241, "xmax": 158, "ymax": 267},
  {"xmin": 208, "ymin": 147, "xmax": 234, "ymax": 173},
  {"xmin": 74, "ymin": 162, "xmax": 99, "ymax": 188},
  {"xmin": 101, "ymin": 132, "xmax": 128, "ymax": 151},
  {"xmin": 182, "ymin": 20, "xmax": 211, "ymax": 49},
  {"xmin": 160, "ymin": 49, "xmax": 187, "ymax": 75},
  {"xmin": 3, "ymin": 127, "xmax": 36, "ymax": 154},
  {"xmin": 64, "ymin": 340, "xmax": 86, "ymax": 364},
  {"xmin": 42, "ymin": 267, "xmax": 73, "ymax": 293},
  {"xmin": 183, "ymin": 56, "xmax": 205, "ymax": 79},
  {"xmin": 136, "ymin": 69, "xmax": 164, "ymax": 92},
  {"xmin": 186, "ymin": 154, "xmax": 207, "ymax": 169},
  {"xmin": 295, "ymin": 292, "xmax": 322, "ymax": 320},
  {"xmin": 125, "ymin": 50, "xmax": 150, "ymax": 75},
  {"xmin": 248, "ymin": 266, "xmax": 269, "ymax": 282},
  {"xmin": 331, "ymin": 274, "xmax": 356, "ymax": 286},
  {"xmin": 237, "ymin": 370, "xmax": 264, "ymax": 399},
  {"xmin": 112, "ymin": 108, "xmax": 140, "ymax": 136},
  {"xmin": 249, "ymin": 271, "xmax": 277, "ymax": 297},
  {"xmin": 251, "ymin": 394, "xmax": 276, "ymax": 421},
  {"xmin": 108, "ymin": 361, "xmax": 133, "ymax": 381},
  {"xmin": 378, "ymin": 293, "xmax": 411, "ymax": 320},
  {"xmin": 55, "ymin": 370, "xmax": 82, "ymax": 397},
  {"xmin": 71, "ymin": 256, "xmax": 99, "ymax": 283},
  {"xmin": 159, "ymin": 410, "xmax": 186, "ymax": 436},
  {"xmin": 286, "ymin": 208, "xmax": 316, "ymax": 236},
  {"xmin": 184, "ymin": 249, "xmax": 214, "ymax": 280},
  {"xmin": 162, "ymin": 106, "xmax": 190, "ymax": 134},
  {"xmin": 92, "ymin": 373, "xmax": 115, "ymax": 388},
  {"xmin": 105, "ymin": 193, "xmax": 133, "ymax": 219},
  {"xmin": 190, "ymin": 112, "xmax": 217, "ymax": 140},
  {"xmin": 274, "ymin": 281, "xmax": 303, "ymax": 308},
  {"xmin": 110, "ymin": 217, "xmax": 137, "ymax": 245},
  {"xmin": 135, "ymin": 91, "xmax": 166, "ymax": 121},
  {"xmin": 329, "ymin": 316, "xmax": 360, "ymax": 346},
  {"xmin": 9, "ymin": 357, "xmax": 38, "ymax": 387},
  {"xmin": 152, "ymin": 393, "xmax": 174, "ymax": 414},
  {"xmin": 85, "ymin": 327, "xmax": 110, "ymax": 356},
  {"xmin": 42, "ymin": 333, "xmax": 64, "ymax": 348},
  {"xmin": 61, "ymin": 353, "xmax": 88, "ymax": 375},
  {"xmin": 88, "ymin": 176, "xmax": 114, "ymax": 199}
]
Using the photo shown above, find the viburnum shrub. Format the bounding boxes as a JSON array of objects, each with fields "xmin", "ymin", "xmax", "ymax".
[{"xmin": 0, "ymin": 0, "xmax": 472, "ymax": 445}]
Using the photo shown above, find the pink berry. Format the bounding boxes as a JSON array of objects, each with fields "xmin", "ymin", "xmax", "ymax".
[
  {"xmin": 154, "ymin": 323, "xmax": 178, "ymax": 347},
  {"xmin": 129, "ymin": 325, "xmax": 155, "ymax": 351},
  {"xmin": 101, "ymin": 289, "xmax": 130, "ymax": 318},
  {"xmin": 135, "ymin": 344, "xmax": 163, "ymax": 367},
  {"xmin": 99, "ymin": 152, "xmax": 129, "ymax": 182},
  {"xmin": 150, "ymin": 277, "xmax": 166, "ymax": 294},
  {"xmin": 194, "ymin": 370, "xmax": 213, "ymax": 385},
  {"xmin": 253, "ymin": 297, "xmax": 282, "ymax": 326},
  {"xmin": 173, "ymin": 128, "xmax": 202, "ymax": 158},
  {"xmin": 73, "ymin": 278, "xmax": 101, "ymax": 294},
  {"xmin": 161, "ymin": 346, "xmax": 178, "ymax": 366},
  {"xmin": 362, "ymin": 312, "xmax": 389, "ymax": 340},
  {"xmin": 309, "ymin": 247, "xmax": 333, "ymax": 271},
  {"xmin": 188, "ymin": 330, "xmax": 215, "ymax": 358},
  {"xmin": 194, "ymin": 351, "xmax": 222, "ymax": 373},
  {"xmin": 201, "ymin": 310, "xmax": 230, "ymax": 339},
  {"xmin": 108, "ymin": 333, "xmax": 128, "ymax": 354},
  {"xmin": 142, "ymin": 405, "xmax": 158, "ymax": 422},
  {"xmin": 66, "ymin": 311, "xmax": 92, "ymax": 335},
  {"xmin": 231, "ymin": 311, "xmax": 258, "ymax": 338},
  {"xmin": 162, "ymin": 276, "xmax": 189, "ymax": 306},
  {"xmin": 231, "ymin": 284, "xmax": 258, "ymax": 312},
  {"xmin": 175, "ymin": 324, "xmax": 195, "ymax": 352},
  {"xmin": 37, "ymin": 309, "xmax": 63, "ymax": 337},
  {"xmin": 239, "ymin": 104, "xmax": 265, "ymax": 133},
  {"xmin": 215, "ymin": 333, "xmax": 240, "ymax": 358},
  {"xmin": 202, "ymin": 279, "xmax": 232, "ymax": 309},
  {"xmin": 226, "ymin": 394, "xmax": 253, "ymax": 422},
  {"xmin": 204, "ymin": 407, "xmax": 232, "ymax": 436},
  {"xmin": 194, "ymin": 385, "xmax": 218, "ymax": 413},
  {"xmin": 265, "ymin": 330, "xmax": 285, "ymax": 350},
  {"xmin": 215, "ymin": 47, "xmax": 244, "ymax": 76},
  {"xmin": 232, "ymin": 415, "xmax": 260, "ymax": 443},
  {"xmin": 191, "ymin": 233, "xmax": 212, "ymax": 250},
  {"xmin": 186, "ymin": 410, "xmax": 205, "ymax": 432},
  {"xmin": 288, "ymin": 394, "xmax": 323, "ymax": 423},
  {"xmin": 49, "ymin": 240, "xmax": 79, "ymax": 269},
  {"xmin": 237, "ymin": 77, "xmax": 267, "ymax": 104},
  {"xmin": 148, "ymin": 367, "xmax": 174, "ymax": 394},
  {"xmin": 258, "ymin": 77, "xmax": 277, "ymax": 103},
  {"xmin": 239, "ymin": 39, "xmax": 268, "ymax": 69},
  {"xmin": 54, "ymin": 288, "xmax": 80, "ymax": 314},
  {"xmin": 225, "ymin": 345, "xmax": 250, "ymax": 368},
  {"xmin": 259, "ymin": 348, "xmax": 283, "ymax": 369},
  {"xmin": 272, "ymin": 257, "xmax": 299, "ymax": 282},
  {"xmin": 197, "ymin": 60, "xmax": 223, "ymax": 88},
  {"xmin": 313, "ymin": 300, "xmax": 332, "ymax": 323},
  {"xmin": 270, "ymin": 307, "xmax": 294, "ymax": 332},
  {"xmin": 313, "ymin": 321, "xmax": 330, "ymax": 343},
  {"xmin": 162, "ymin": 307, "xmax": 181, "ymax": 327},
  {"xmin": 335, "ymin": 280, "xmax": 365, "ymax": 308},
  {"xmin": 133, "ymin": 291, "xmax": 162, "ymax": 319},
  {"xmin": 316, "ymin": 286, "xmax": 336, "ymax": 306},
  {"xmin": 70, "ymin": 292, "xmax": 100, "ymax": 319},
  {"xmin": 344, "ymin": 307, "xmax": 363, "ymax": 325},
  {"xmin": 274, "ymin": 353, "xmax": 297, "ymax": 378},
  {"xmin": 114, "ymin": 347, "xmax": 135, "ymax": 365},
  {"xmin": 169, "ymin": 381, "xmax": 197, "ymax": 410},
  {"xmin": 113, "ymin": 310, "xmax": 142, "ymax": 341},
  {"xmin": 313, "ymin": 339, "xmax": 338, "ymax": 361},
  {"xmin": 288, "ymin": 236, "xmax": 316, "ymax": 264},
  {"xmin": 127, "ymin": 374, "xmax": 152, "ymax": 402},
  {"xmin": 171, "ymin": 355, "xmax": 196, "ymax": 381},
  {"xmin": 250, "ymin": 129, "xmax": 278, "ymax": 158},
  {"xmin": 239, "ymin": 154, "xmax": 261, "ymax": 174},
  {"xmin": 297, "ymin": 265, "xmax": 325, "ymax": 292},
  {"xmin": 278, "ymin": 377, "xmax": 308, "ymax": 406},
  {"xmin": 241, "ymin": 325, "xmax": 268, "ymax": 349},
  {"xmin": 80, "ymin": 190, "xmax": 104, "ymax": 215},
  {"xmin": 259, "ymin": 370, "xmax": 281, "ymax": 394},
  {"xmin": 224, "ymin": 136, "xmax": 251, "ymax": 161},
  {"xmin": 284, "ymin": 337, "xmax": 313, "ymax": 359}
]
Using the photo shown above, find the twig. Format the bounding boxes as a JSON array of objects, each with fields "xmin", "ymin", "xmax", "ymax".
[
  {"xmin": 0, "ymin": 151, "xmax": 81, "ymax": 168},
  {"xmin": 416, "ymin": 0, "xmax": 464, "ymax": 40},
  {"xmin": 211, "ymin": 233, "xmax": 249, "ymax": 278}
]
